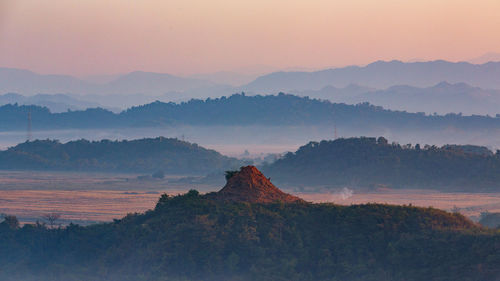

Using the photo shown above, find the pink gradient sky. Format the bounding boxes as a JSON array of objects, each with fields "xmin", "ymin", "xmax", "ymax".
[{"xmin": 0, "ymin": 0, "xmax": 499, "ymax": 76}]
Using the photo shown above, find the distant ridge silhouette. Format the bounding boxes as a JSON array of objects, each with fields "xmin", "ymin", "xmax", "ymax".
[{"xmin": 242, "ymin": 60, "xmax": 500, "ymax": 92}]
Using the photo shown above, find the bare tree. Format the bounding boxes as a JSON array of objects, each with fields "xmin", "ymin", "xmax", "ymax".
[
  {"xmin": 1, "ymin": 215, "xmax": 19, "ymax": 229},
  {"xmin": 43, "ymin": 212, "xmax": 61, "ymax": 229}
]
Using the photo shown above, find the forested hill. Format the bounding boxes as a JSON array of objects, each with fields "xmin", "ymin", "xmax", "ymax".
[
  {"xmin": 0, "ymin": 137, "xmax": 245, "ymax": 175},
  {"xmin": 2, "ymin": 93, "xmax": 500, "ymax": 131},
  {"xmin": 263, "ymin": 137, "xmax": 500, "ymax": 191},
  {"xmin": 0, "ymin": 190, "xmax": 499, "ymax": 281}
]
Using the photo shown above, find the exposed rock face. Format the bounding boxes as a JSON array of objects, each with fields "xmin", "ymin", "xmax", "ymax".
[{"xmin": 215, "ymin": 166, "xmax": 304, "ymax": 203}]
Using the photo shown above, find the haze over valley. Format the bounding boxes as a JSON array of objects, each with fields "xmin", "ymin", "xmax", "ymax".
[{"xmin": 2, "ymin": 1, "xmax": 500, "ymax": 280}]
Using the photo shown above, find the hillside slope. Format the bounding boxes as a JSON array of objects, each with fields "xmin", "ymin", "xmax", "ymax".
[
  {"xmin": 0, "ymin": 171, "xmax": 499, "ymax": 280},
  {"xmin": 263, "ymin": 137, "xmax": 500, "ymax": 190}
]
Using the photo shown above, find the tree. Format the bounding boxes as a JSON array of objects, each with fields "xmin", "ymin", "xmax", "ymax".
[
  {"xmin": 43, "ymin": 212, "xmax": 61, "ymax": 229},
  {"xmin": 225, "ymin": 170, "xmax": 239, "ymax": 181},
  {"xmin": 377, "ymin": 137, "xmax": 388, "ymax": 145},
  {"xmin": 1, "ymin": 215, "xmax": 19, "ymax": 229}
]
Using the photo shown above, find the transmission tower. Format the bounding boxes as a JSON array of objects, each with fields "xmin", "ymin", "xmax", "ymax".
[{"xmin": 27, "ymin": 111, "xmax": 32, "ymax": 142}]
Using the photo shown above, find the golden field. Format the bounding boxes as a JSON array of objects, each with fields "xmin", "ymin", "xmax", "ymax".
[{"xmin": 1, "ymin": 171, "xmax": 499, "ymax": 224}]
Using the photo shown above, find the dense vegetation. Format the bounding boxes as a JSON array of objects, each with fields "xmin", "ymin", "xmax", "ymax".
[
  {"xmin": 0, "ymin": 191, "xmax": 499, "ymax": 281},
  {"xmin": 0, "ymin": 137, "xmax": 245, "ymax": 175},
  {"xmin": 2, "ymin": 93, "xmax": 500, "ymax": 131},
  {"xmin": 263, "ymin": 137, "xmax": 500, "ymax": 191},
  {"xmin": 480, "ymin": 212, "xmax": 500, "ymax": 229}
]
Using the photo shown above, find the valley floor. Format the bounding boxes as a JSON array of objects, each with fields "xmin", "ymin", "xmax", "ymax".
[
  {"xmin": 1, "ymin": 171, "xmax": 499, "ymax": 224},
  {"xmin": 299, "ymin": 189, "xmax": 500, "ymax": 220}
]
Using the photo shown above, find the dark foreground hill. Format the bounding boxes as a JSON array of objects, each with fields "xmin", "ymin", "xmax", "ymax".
[
  {"xmin": 0, "ymin": 137, "xmax": 245, "ymax": 175},
  {"xmin": 0, "ymin": 167, "xmax": 499, "ymax": 281},
  {"xmin": 3, "ymin": 93, "xmax": 500, "ymax": 131},
  {"xmin": 263, "ymin": 137, "xmax": 500, "ymax": 191}
]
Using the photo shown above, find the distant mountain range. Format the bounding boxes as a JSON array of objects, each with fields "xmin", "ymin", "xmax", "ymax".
[
  {"xmin": 0, "ymin": 68, "xmax": 222, "ymax": 97},
  {"xmin": 2, "ymin": 93, "xmax": 500, "ymax": 132},
  {"xmin": 3, "ymin": 60, "xmax": 500, "ymax": 97},
  {"xmin": 468, "ymin": 52, "xmax": 500, "ymax": 64},
  {"xmin": 294, "ymin": 82, "xmax": 500, "ymax": 116},
  {"xmin": 242, "ymin": 60, "xmax": 500, "ymax": 92},
  {"xmin": 4, "ymin": 81, "xmax": 500, "ymax": 116},
  {"xmin": 3, "ymin": 60, "xmax": 500, "ymax": 115}
]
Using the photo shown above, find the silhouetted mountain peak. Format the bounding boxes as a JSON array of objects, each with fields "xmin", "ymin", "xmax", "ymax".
[
  {"xmin": 215, "ymin": 166, "xmax": 304, "ymax": 203},
  {"xmin": 116, "ymin": 71, "xmax": 176, "ymax": 80},
  {"xmin": 434, "ymin": 81, "xmax": 453, "ymax": 88},
  {"xmin": 432, "ymin": 81, "xmax": 476, "ymax": 91}
]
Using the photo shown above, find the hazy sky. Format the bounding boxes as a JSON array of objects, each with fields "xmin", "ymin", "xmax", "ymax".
[{"xmin": 0, "ymin": 0, "xmax": 499, "ymax": 76}]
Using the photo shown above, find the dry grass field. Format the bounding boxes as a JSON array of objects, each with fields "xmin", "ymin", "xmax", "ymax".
[
  {"xmin": 0, "ymin": 170, "xmax": 190, "ymax": 190},
  {"xmin": 0, "ymin": 171, "xmax": 215, "ymax": 225},
  {"xmin": 298, "ymin": 189, "xmax": 500, "ymax": 219},
  {"xmin": 1, "ymin": 171, "xmax": 499, "ymax": 224},
  {"xmin": 0, "ymin": 190, "xmax": 172, "ymax": 225}
]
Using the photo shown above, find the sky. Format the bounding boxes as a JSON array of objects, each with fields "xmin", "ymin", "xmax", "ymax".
[{"xmin": 0, "ymin": 0, "xmax": 499, "ymax": 76}]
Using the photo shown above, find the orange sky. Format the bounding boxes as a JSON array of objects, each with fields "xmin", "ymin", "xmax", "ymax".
[{"xmin": 0, "ymin": 0, "xmax": 499, "ymax": 76}]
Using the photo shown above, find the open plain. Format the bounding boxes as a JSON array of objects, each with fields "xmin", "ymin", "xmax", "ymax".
[{"xmin": 1, "ymin": 171, "xmax": 499, "ymax": 224}]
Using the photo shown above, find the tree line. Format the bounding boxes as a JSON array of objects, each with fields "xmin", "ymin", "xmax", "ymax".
[
  {"xmin": 263, "ymin": 137, "xmax": 500, "ymax": 191},
  {"xmin": 2, "ymin": 93, "xmax": 500, "ymax": 131},
  {"xmin": 0, "ymin": 137, "xmax": 245, "ymax": 175}
]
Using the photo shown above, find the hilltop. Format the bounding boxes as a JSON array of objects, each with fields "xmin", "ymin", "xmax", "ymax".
[
  {"xmin": 0, "ymin": 137, "xmax": 245, "ymax": 175},
  {"xmin": 0, "ymin": 167, "xmax": 499, "ymax": 280},
  {"xmin": 208, "ymin": 166, "xmax": 303, "ymax": 203},
  {"xmin": 263, "ymin": 137, "xmax": 500, "ymax": 191}
]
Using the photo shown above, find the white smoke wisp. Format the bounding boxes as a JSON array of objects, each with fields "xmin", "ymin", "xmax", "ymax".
[{"xmin": 339, "ymin": 187, "xmax": 354, "ymax": 200}]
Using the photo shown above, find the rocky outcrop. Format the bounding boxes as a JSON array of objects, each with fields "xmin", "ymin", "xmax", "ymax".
[{"xmin": 214, "ymin": 166, "xmax": 304, "ymax": 203}]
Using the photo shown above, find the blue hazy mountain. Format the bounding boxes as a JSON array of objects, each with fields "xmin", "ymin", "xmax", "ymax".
[
  {"xmin": 0, "ymin": 68, "xmax": 222, "ymax": 96},
  {"xmin": 4, "ymin": 60, "xmax": 500, "ymax": 99},
  {"xmin": 0, "ymin": 68, "xmax": 96, "ymax": 95},
  {"xmin": 242, "ymin": 60, "xmax": 500, "ymax": 92},
  {"xmin": 294, "ymin": 82, "xmax": 500, "ymax": 116},
  {"xmin": 292, "ymin": 84, "xmax": 376, "ymax": 100},
  {"xmin": 100, "ymin": 71, "xmax": 216, "ymax": 94}
]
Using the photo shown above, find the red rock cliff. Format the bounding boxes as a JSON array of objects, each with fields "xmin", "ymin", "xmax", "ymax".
[{"xmin": 216, "ymin": 166, "xmax": 304, "ymax": 203}]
